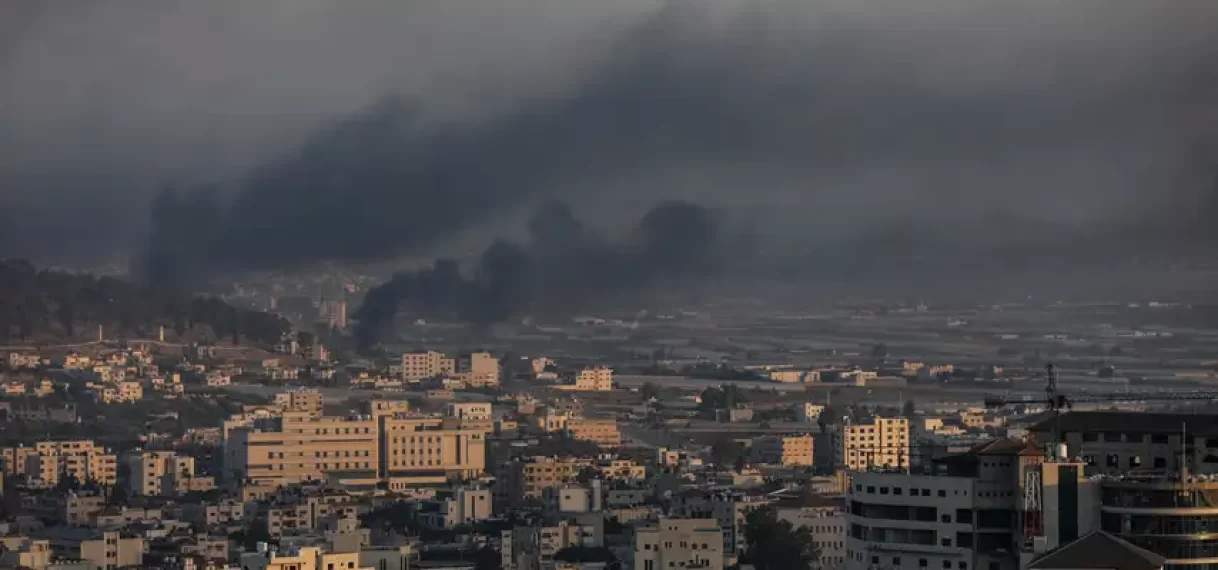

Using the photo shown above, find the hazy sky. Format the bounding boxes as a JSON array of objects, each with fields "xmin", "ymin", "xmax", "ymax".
[{"xmin": 2, "ymin": 0, "xmax": 1216, "ymax": 268}]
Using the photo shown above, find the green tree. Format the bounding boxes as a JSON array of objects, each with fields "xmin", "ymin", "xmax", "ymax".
[{"xmin": 741, "ymin": 506, "xmax": 818, "ymax": 570}]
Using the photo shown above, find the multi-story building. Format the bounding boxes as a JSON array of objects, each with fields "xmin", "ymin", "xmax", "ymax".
[
  {"xmin": 97, "ymin": 380, "xmax": 143, "ymax": 403},
  {"xmin": 224, "ymin": 412, "xmax": 380, "ymax": 486},
  {"xmin": 837, "ymin": 417, "xmax": 910, "ymax": 472},
  {"xmin": 363, "ymin": 399, "xmax": 412, "ymax": 418},
  {"xmin": 401, "ymin": 350, "xmax": 455, "ymax": 381},
  {"xmin": 224, "ymin": 411, "xmax": 487, "ymax": 487},
  {"xmin": 447, "ymin": 402, "xmax": 493, "ymax": 421},
  {"xmin": 799, "ymin": 403, "xmax": 827, "ymax": 423},
  {"xmin": 1098, "ymin": 474, "xmax": 1218, "ymax": 570},
  {"xmin": 573, "ymin": 366, "xmax": 613, "ymax": 391},
  {"xmin": 752, "ymin": 434, "xmax": 815, "ymax": 467},
  {"xmin": 565, "ymin": 417, "xmax": 621, "ymax": 448},
  {"xmin": 671, "ymin": 489, "xmax": 772, "ymax": 559},
  {"xmin": 126, "ymin": 450, "xmax": 208, "ymax": 497},
  {"xmin": 502, "ymin": 520, "xmax": 600, "ymax": 570},
  {"xmin": 633, "ymin": 518, "xmax": 725, "ymax": 570},
  {"xmin": 1, "ymin": 441, "xmax": 118, "ymax": 488},
  {"xmin": 418, "ymin": 487, "xmax": 493, "ymax": 529},
  {"xmin": 775, "ymin": 495, "xmax": 847, "ymax": 570},
  {"xmin": 0, "ymin": 537, "xmax": 51, "ymax": 569},
  {"xmin": 456, "ymin": 352, "xmax": 500, "ymax": 386},
  {"xmin": 39, "ymin": 529, "xmax": 145, "ymax": 570},
  {"xmin": 1029, "ymin": 412, "xmax": 1218, "ymax": 475},
  {"xmin": 239, "ymin": 546, "xmax": 372, "ymax": 570},
  {"xmin": 273, "ymin": 389, "xmax": 323, "ymax": 416},
  {"xmin": 844, "ymin": 439, "xmax": 1095, "ymax": 570},
  {"xmin": 500, "ymin": 456, "xmax": 593, "ymax": 506}
]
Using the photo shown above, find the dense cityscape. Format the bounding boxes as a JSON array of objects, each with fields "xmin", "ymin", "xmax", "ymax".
[{"xmin": 5, "ymin": 2, "xmax": 1218, "ymax": 570}]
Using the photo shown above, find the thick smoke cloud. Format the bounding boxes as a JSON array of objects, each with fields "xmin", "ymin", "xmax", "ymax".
[
  {"xmin": 2, "ymin": 1, "xmax": 1218, "ymax": 274},
  {"xmin": 352, "ymin": 200, "xmax": 719, "ymax": 347}
]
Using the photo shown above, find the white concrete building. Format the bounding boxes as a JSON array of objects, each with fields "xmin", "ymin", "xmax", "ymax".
[{"xmin": 634, "ymin": 518, "xmax": 724, "ymax": 570}]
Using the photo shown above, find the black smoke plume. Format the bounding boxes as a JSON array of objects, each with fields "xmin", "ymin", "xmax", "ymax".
[{"xmin": 352, "ymin": 199, "xmax": 720, "ymax": 348}]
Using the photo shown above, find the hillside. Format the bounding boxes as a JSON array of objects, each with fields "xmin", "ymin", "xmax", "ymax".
[{"xmin": 0, "ymin": 259, "xmax": 289, "ymax": 346}]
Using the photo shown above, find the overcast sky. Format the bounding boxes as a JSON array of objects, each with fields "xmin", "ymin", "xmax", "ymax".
[{"xmin": 2, "ymin": 0, "xmax": 1216, "ymax": 268}]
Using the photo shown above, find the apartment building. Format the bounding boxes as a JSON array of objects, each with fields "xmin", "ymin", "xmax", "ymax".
[
  {"xmin": 224, "ymin": 412, "xmax": 487, "ymax": 487},
  {"xmin": 363, "ymin": 399, "xmax": 412, "ymax": 418},
  {"xmin": 224, "ymin": 412, "xmax": 381, "ymax": 486},
  {"xmin": 39, "ymin": 529, "xmax": 145, "ymax": 570},
  {"xmin": 381, "ymin": 415, "xmax": 487, "ymax": 482},
  {"xmin": 96, "ymin": 380, "xmax": 143, "ymax": 403},
  {"xmin": 456, "ymin": 351, "xmax": 501, "ymax": 386},
  {"xmin": 500, "ymin": 456, "xmax": 594, "ymax": 506},
  {"xmin": 273, "ymin": 389, "xmax": 323, "ymax": 416},
  {"xmin": 502, "ymin": 520, "xmax": 600, "ymax": 570},
  {"xmin": 565, "ymin": 417, "xmax": 621, "ymax": 448},
  {"xmin": 573, "ymin": 366, "xmax": 613, "ymax": 391},
  {"xmin": 634, "ymin": 518, "xmax": 725, "ymax": 570},
  {"xmin": 401, "ymin": 350, "xmax": 455, "ymax": 381},
  {"xmin": 1, "ymin": 441, "xmax": 118, "ymax": 488},
  {"xmin": 126, "ymin": 450, "xmax": 210, "ymax": 497},
  {"xmin": 1028, "ymin": 411, "xmax": 1218, "ymax": 475},
  {"xmin": 752, "ymin": 434, "xmax": 815, "ymax": 467},
  {"xmin": 672, "ymin": 489, "xmax": 771, "ymax": 559},
  {"xmin": 844, "ymin": 439, "xmax": 1094, "ymax": 570},
  {"xmin": 837, "ymin": 417, "xmax": 910, "ymax": 472},
  {"xmin": 447, "ymin": 402, "xmax": 493, "ymax": 421},
  {"xmin": 418, "ymin": 487, "xmax": 493, "ymax": 529},
  {"xmin": 799, "ymin": 403, "xmax": 827, "ymax": 423},
  {"xmin": 774, "ymin": 495, "xmax": 847, "ymax": 570},
  {"xmin": 0, "ymin": 537, "xmax": 51, "ymax": 569},
  {"xmin": 239, "ymin": 546, "xmax": 372, "ymax": 570}
]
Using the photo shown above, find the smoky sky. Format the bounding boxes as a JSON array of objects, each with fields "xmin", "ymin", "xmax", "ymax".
[
  {"xmin": 351, "ymin": 199, "xmax": 721, "ymax": 346},
  {"xmin": 2, "ymin": 0, "xmax": 1218, "ymax": 269}
]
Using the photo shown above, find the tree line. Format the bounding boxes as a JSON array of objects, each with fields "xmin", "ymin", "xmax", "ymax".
[{"xmin": 0, "ymin": 259, "xmax": 289, "ymax": 346}]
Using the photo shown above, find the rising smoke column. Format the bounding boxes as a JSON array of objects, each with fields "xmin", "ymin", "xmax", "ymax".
[{"xmin": 351, "ymin": 199, "xmax": 721, "ymax": 348}]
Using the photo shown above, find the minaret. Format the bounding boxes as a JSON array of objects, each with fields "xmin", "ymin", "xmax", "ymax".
[
  {"xmin": 97, "ymin": 324, "xmax": 103, "ymax": 343},
  {"xmin": 159, "ymin": 326, "xmax": 165, "ymax": 343}
]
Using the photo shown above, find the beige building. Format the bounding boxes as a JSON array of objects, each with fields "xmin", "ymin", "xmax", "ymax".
[
  {"xmin": 573, "ymin": 366, "xmax": 613, "ymax": 391},
  {"xmin": 500, "ymin": 456, "xmax": 593, "ymax": 506},
  {"xmin": 224, "ymin": 412, "xmax": 487, "ymax": 487},
  {"xmin": 401, "ymin": 350, "xmax": 455, "ymax": 381},
  {"xmin": 634, "ymin": 518, "xmax": 725, "ymax": 570},
  {"xmin": 97, "ymin": 380, "xmax": 143, "ymax": 403},
  {"xmin": 273, "ymin": 389, "xmax": 323, "ymax": 415},
  {"xmin": 446, "ymin": 402, "xmax": 493, "ymax": 421},
  {"xmin": 0, "ymin": 537, "xmax": 51, "ymax": 569},
  {"xmin": 43, "ymin": 529, "xmax": 144, "ymax": 570},
  {"xmin": 837, "ymin": 417, "xmax": 910, "ymax": 472},
  {"xmin": 1, "ymin": 441, "xmax": 118, "ymax": 488},
  {"xmin": 565, "ymin": 417, "xmax": 621, "ymax": 448},
  {"xmin": 240, "ymin": 546, "xmax": 373, "ymax": 570},
  {"xmin": 363, "ymin": 399, "xmax": 412, "ymax": 418},
  {"xmin": 752, "ymin": 434, "xmax": 815, "ymax": 467},
  {"xmin": 126, "ymin": 450, "xmax": 209, "ymax": 497}
]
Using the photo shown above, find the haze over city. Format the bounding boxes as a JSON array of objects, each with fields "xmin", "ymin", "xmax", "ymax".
[{"xmin": 3, "ymin": 5, "xmax": 1218, "ymax": 570}]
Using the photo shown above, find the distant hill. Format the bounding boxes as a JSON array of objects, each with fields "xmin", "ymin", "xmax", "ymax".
[{"xmin": 0, "ymin": 259, "xmax": 289, "ymax": 346}]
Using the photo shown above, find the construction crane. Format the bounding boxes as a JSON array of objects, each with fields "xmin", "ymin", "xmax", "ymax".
[
  {"xmin": 984, "ymin": 363, "xmax": 1218, "ymax": 411},
  {"xmin": 983, "ymin": 363, "xmax": 1218, "ymax": 461}
]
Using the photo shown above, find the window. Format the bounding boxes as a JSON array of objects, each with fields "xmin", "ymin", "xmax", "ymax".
[
  {"xmin": 895, "ymin": 487, "xmax": 904, "ymax": 495},
  {"xmin": 1104, "ymin": 433, "xmax": 1122, "ymax": 442},
  {"xmin": 919, "ymin": 559, "xmax": 928, "ymax": 568},
  {"xmin": 938, "ymin": 490, "xmax": 947, "ymax": 497},
  {"xmin": 893, "ymin": 558, "xmax": 901, "ymax": 566},
  {"xmin": 867, "ymin": 486, "xmax": 876, "ymax": 494},
  {"xmin": 941, "ymin": 514, "xmax": 951, "ymax": 523},
  {"xmin": 921, "ymin": 489, "xmax": 931, "ymax": 496},
  {"xmin": 990, "ymin": 563, "xmax": 1000, "ymax": 570},
  {"xmin": 941, "ymin": 538, "xmax": 952, "ymax": 547},
  {"xmin": 1152, "ymin": 434, "xmax": 1170, "ymax": 444},
  {"xmin": 959, "ymin": 563, "xmax": 967, "ymax": 569},
  {"xmin": 1154, "ymin": 457, "xmax": 1167, "ymax": 468},
  {"xmin": 1129, "ymin": 456, "xmax": 1142, "ymax": 468},
  {"xmin": 944, "ymin": 561, "xmax": 952, "ymax": 568},
  {"xmin": 881, "ymin": 487, "xmax": 890, "ymax": 495},
  {"xmin": 1106, "ymin": 454, "xmax": 1119, "ymax": 468}
]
